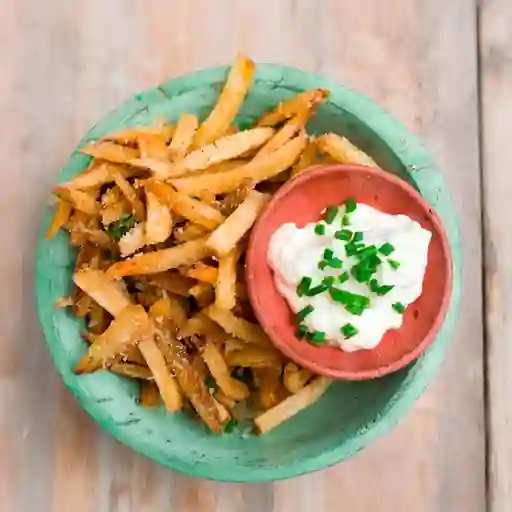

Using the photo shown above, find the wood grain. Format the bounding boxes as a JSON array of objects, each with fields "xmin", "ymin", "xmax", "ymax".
[
  {"xmin": 479, "ymin": 1, "xmax": 512, "ymax": 510},
  {"xmin": 0, "ymin": 0, "xmax": 485, "ymax": 511}
]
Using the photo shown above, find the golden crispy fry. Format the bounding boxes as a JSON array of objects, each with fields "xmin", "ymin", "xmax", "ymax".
[
  {"xmin": 102, "ymin": 122, "xmax": 175, "ymax": 145},
  {"xmin": 59, "ymin": 163, "xmax": 141, "ymax": 191},
  {"xmin": 205, "ymin": 304, "xmax": 271, "ymax": 346},
  {"xmin": 255, "ymin": 377, "xmax": 331, "ymax": 434},
  {"xmin": 81, "ymin": 141, "xmax": 139, "ymax": 163},
  {"xmin": 145, "ymin": 181, "xmax": 225, "ymax": 230},
  {"xmin": 73, "ymin": 269, "xmax": 130, "ymax": 317},
  {"xmin": 215, "ymin": 390, "xmax": 237, "ymax": 411},
  {"xmin": 74, "ymin": 293, "xmax": 93, "ymax": 317},
  {"xmin": 173, "ymin": 223, "xmax": 208, "ymax": 243},
  {"xmin": 256, "ymin": 88, "xmax": 329, "ymax": 127},
  {"xmin": 150, "ymin": 297, "xmax": 188, "ymax": 330},
  {"xmin": 149, "ymin": 271, "xmax": 194, "ymax": 297},
  {"xmin": 193, "ymin": 55, "xmax": 255, "ymax": 148},
  {"xmin": 145, "ymin": 190, "xmax": 173, "ymax": 245},
  {"xmin": 100, "ymin": 186, "xmax": 131, "ymax": 227},
  {"xmin": 74, "ymin": 305, "xmax": 150, "ymax": 373},
  {"xmin": 215, "ymin": 248, "xmax": 239, "ymax": 310},
  {"xmin": 202, "ymin": 340, "xmax": 250, "ymax": 401},
  {"xmin": 291, "ymin": 138, "xmax": 318, "ymax": 176},
  {"xmin": 80, "ymin": 227, "xmax": 117, "ymax": 251},
  {"xmin": 54, "ymin": 296, "xmax": 74, "ymax": 309},
  {"xmin": 53, "ymin": 186, "xmax": 100, "ymax": 216},
  {"xmin": 178, "ymin": 127, "xmax": 273, "ymax": 174},
  {"xmin": 225, "ymin": 344, "xmax": 282, "ymax": 370},
  {"xmin": 46, "ymin": 200, "xmax": 73, "ymax": 239},
  {"xmin": 197, "ymin": 189, "xmax": 217, "ymax": 205},
  {"xmin": 138, "ymin": 333, "xmax": 182, "ymax": 412},
  {"xmin": 316, "ymin": 132, "xmax": 377, "ymax": 167},
  {"xmin": 110, "ymin": 363, "xmax": 153, "ymax": 380},
  {"xmin": 172, "ymin": 134, "xmax": 307, "ymax": 195},
  {"xmin": 255, "ymin": 367, "xmax": 283, "ymax": 410},
  {"xmin": 223, "ymin": 338, "xmax": 246, "ymax": 356},
  {"xmin": 138, "ymin": 132, "xmax": 169, "ymax": 161},
  {"xmin": 179, "ymin": 312, "xmax": 228, "ymax": 344},
  {"xmin": 255, "ymin": 111, "xmax": 309, "ymax": 159},
  {"xmin": 283, "ymin": 363, "xmax": 313, "ymax": 394},
  {"xmin": 207, "ymin": 190, "xmax": 269, "ymax": 256},
  {"xmin": 139, "ymin": 381, "xmax": 161, "ymax": 407},
  {"xmin": 168, "ymin": 113, "xmax": 199, "ymax": 162},
  {"xmin": 88, "ymin": 301, "xmax": 111, "ymax": 335},
  {"xmin": 111, "ymin": 169, "xmax": 146, "ymax": 221},
  {"xmin": 118, "ymin": 223, "xmax": 146, "ymax": 257},
  {"xmin": 189, "ymin": 282, "xmax": 215, "ymax": 308},
  {"xmin": 187, "ymin": 262, "xmax": 219, "ymax": 284},
  {"xmin": 107, "ymin": 237, "xmax": 209, "ymax": 277}
]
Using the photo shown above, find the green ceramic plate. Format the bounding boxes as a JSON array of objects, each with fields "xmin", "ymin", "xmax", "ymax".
[{"xmin": 35, "ymin": 64, "xmax": 461, "ymax": 482}]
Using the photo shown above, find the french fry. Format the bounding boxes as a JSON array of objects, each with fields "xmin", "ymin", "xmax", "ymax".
[
  {"xmin": 139, "ymin": 381, "xmax": 161, "ymax": 407},
  {"xmin": 193, "ymin": 55, "xmax": 255, "ymax": 148},
  {"xmin": 138, "ymin": 132, "xmax": 169, "ymax": 161},
  {"xmin": 88, "ymin": 301, "xmax": 111, "ymax": 335},
  {"xmin": 254, "ymin": 377, "xmax": 331, "ymax": 434},
  {"xmin": 291, "ymin": 138, "xmax": 318, "ymax": 176},
  {"xmin": 179, "ymin": 312, "xmax": 228, "ymax": 344},
  {"xmin": 256, "ymin": 88, "xmax": 329, "ymax": 127},
  {"xmin": 255, "ymin": 367, "xmax": 283, "ymax": 410},
  {"xmin": 225, "ymin": 344, "xmax": 282, "ymax": 370},
  {"xmin": 205, "ymin": 304, "xmax": 271, "ymax": 346},
  {"xmin": 102, "ymin": 122, "xmax": 175, "ymax": 145},
  {"xmin": 145, "ymin": 190, "xmax": 173, "ymax": 245},
  {"xmin": 145, "ymin": 181, "xmax": 225, "ymax": 230},
  {"xmin": 73, "ymin": 269, "xmax": 130, "ymax": 316},
  {"xmin": 118, "ymin": 223, "xmax": 146, "ymax": 257},
  {"xmin": 101, "ymin": 186, "xmax": 131, "ymax": 227},
  {"xmin": 106, "ymin": 237, "xmax": 209, "ymax": 277},
  {"xmin": 168, "ymin": 113, "xmax": 199, "ymax": 162},
  {"xmin": 81, "ymin": 141, "xmax": 139, "ymax": 163},
  {"xmin": 172, "ymin": 134, "xmax": 307, "ymax": 195},
  {"xmin": 189, "ymin": 282, "xmax": 215, "ymax": 308},
  {"xmin": 206, "ymin": 190, "xmax": 269, "ymax": 256},
  {"xmin": 110, "ymin": 363, "xmax": 153, "ymax": 380},
  {"xmin": 74, "ymin": 305, "xmax": 150, "ymax": 373},
  {"xmin": 149, "ymin": 271, "xmax": 194, "ymax": 297},
  {"xmin": 46, "ymin": 200, "xmax": 73, "ymax": 239},
  {"xmin": 54, "ymin": 296, "xmax": 74, "ymax": 309},
  {"xmin": 283, "ymin": 363, "xmax": 313, "ymax": 394},
  {"xmin": 111, "ymin": 169, "xmax": 146, "ymax": 221},
  {"xmin": 59, "ymin": 163, "xmax": 140, "ymax": 191},
  {"xmin": 187, "ymin": 262, "xmax": 219, "ymax": 284},
  {"xmin": 150, "ymin": 296, "xmax": 188, "ymax": 330},
  {"xmin": 53, "ymin": 186, "xmax": 100, "ymax": 216},
  {"xmin": 173, "ymin": 222, "xmax": 208, "ymax": 243},
  {"xmin": 215, "ymin": 248, "xmax": 239, "ymax": 310},
  {"xmin": 316, "ymin": 132, "xmax": 377, "ymax": 167},
  {"xmin": 202, "ymin": 340, "xmax": 250, "ymax": 401}
]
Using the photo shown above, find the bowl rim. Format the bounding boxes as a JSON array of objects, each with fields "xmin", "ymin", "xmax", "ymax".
[
  {"xmin": 246, "ymin": 163, "xmax": 454, "ymax": 380},
  {"xmin": 34, "ymin": 62, "xmax": 461, "ymax": 482}
]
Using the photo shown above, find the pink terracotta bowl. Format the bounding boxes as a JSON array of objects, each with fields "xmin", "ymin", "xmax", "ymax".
[{"xmin": 246, "ymin": 164, "xmax": 453, "ymax": 380}]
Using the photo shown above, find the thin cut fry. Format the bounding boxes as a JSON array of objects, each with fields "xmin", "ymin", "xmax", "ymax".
[
  {"xmin": 168, "ymin": 113, "xmax": 199, "ymax": 162},
  {"xmin": 215, "ymin": 248, "xmax": 239, "ymax": 310},
  {"xmin": 283, "ymin": 362, "xmax": 313, "ymax": 394},
  {"xmin": 291, "ymin": 138, "xmax": 318, "ymax": 176},
  {"xmin": 255, "ymin": 367, "xmax": 283, "ymax": 410},
  {"xmin": 205, "ymin": 304, "xmax": 271, "ymax": 346},
  {"xmin": 149, "ymin": 271, "xmax": 194, "ymax": 297},
  {"xmin": 193, "ymin": 55, "xmax": 255, "ymax": 148},
  {"xmin": 254, "ymin": 377, "xmax": 331, "ymax": 434},
  {"xmin": 118, "ymin": 223, "xmax": 146, "ymax": 257},
  {"xmin": 81, "ymin": 141, "xmax": 139, "ymax": 163},
  {"xmin": 110, "ymin": 363, "xmax": 153, "ymax": 380},
  {"xmin": 138, "ymin": 132, "xmax": 169, "ymax": 161},
  {"xmin": 102, "ymin": 122, "xmax": 175, "ymax": 145},
  {"xmin": 146, "ymin": 181, "xmax": 225, "ymax": 230},
  {"xmin": 202, "ymin": 340, "xmax": 250, "ymax": 401},
  {"xmin": 149, "ymin": 297, "xmax": 188, "ymax": 330},
  {"xmin": 54, "ymin": 296, "xmax": 74, "ymax": 309},
  {"xmin": 73, "ymin": 269, "xmax": 130, "ymax": 316},
  {"xmin": 53, "ymin": 186, "xmax": 99, "ymax": 216},
  {"xmin": 189, "ymin": 282, "xmax": 215, "ymax": 308},
  {"xmin": 207, "ymin": 190, "xmax": 269, "ymax": 256},
  {"xmin": 172, "ymin": 135, "xmax": 307, "ymax": 195},
  {"xmin": 46, "ymin": 200, "xmax": 73, "ymax": 239},
  {"xmin": 256, "ymin": 88, "xmax": 329, "ymax": 127},
  {"xmin": 101, "ymin": 186, "xmax": 131, "ymax": 226},
  {"xmin": 173, "ymin": 223, "xmax": 208, "ymax": 243},
  {"xmin": 225, "ymin": 345, "xmax": 282, "ymax": 370},
  {"xmin": 316, "ymin": 132, "xmax": 377, "ymax": 167},
  {"xmin": 106, "ymin": 237, "xmax": 209, "ymax": 277},
  {"xmin": 179, "ymin": 312, "xmax": 228, "ymax": 344},
  {"xmin": 139, "ymin": 381, "xmax": 161, "ymax": 407},
  {"xmin": 111, "ymin": 169, "xmax": 146, "ymax": 221},
  {"xmin": 145, "ymin": 190, "xmax": 173, "ymax": 245},
  {"xmin": 187, "ymin": 262, "xmax": 219, "ymax": 284}
]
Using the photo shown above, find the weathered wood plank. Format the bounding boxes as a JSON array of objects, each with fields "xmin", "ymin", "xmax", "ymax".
[
  {"xmin": 479, "ymin": 0, "xmax": 512, "ymax": 510},
  {"xmin": 0, "ymin": 0, "xmax": 484, "ymax": 511}
]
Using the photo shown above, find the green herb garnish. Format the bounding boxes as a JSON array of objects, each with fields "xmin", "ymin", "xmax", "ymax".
[
  {"xmin": 314, "ymin": 223, "xmax": 326, "ymax": 235},
  {"xmin": 335, "ymin": 229, "xmax": 353, "ymax": 241},
  {"xmin": 307, "ymin": 331, "xmax": 326, "ymax": 345},
  {"xmin": 107, "ymin": 215, "xmax": 135, "ymax": 240},
  {"xmin": 345, "ymin": 197, "xmax": 357, "ymax": 213},
  {"xmin": 388, "ymin": 258, "xmax": 401, "ymax": 270},
  {"xmin": 378, "ymin": 243, "xmax": 395, "ymax": 256},
  {"xmin": 376, "ymin": 284, "xmax": 395, "ymax": 296},
  {"xmin": 296, "ymin": 305, "xmax": 314, "ymax": 323},
  {"xmin": 318, "ymin": 261, "xmax": 328, "ymax": 270},
  {"xmin": 325, "ymin": 257, "xmax": 343, "ymax": 269},
  {"xmin": 296, "ymin": 325, "xmax": 308, "ymax": 339},
  {"xmin": 296, "ymin": 276, "xmax": 312, "ymax": 297},
  {"xmin": 341, "ymin": 323, "xmax": 358, "ymax": 338},
  {"xmin": 305, "ymin": 283, "xmax": 329, "ymax": 296},
  {"xmin": 338, "ymin": 271, "xmax": 350, "ymax": 284},
  {"xmin": 321, "ymin": 276, "xmax": 336, "ymax": 287},
  {"xmin": 342, "ymin": 215, "xmax": 351, "ymax": 226},
  {"xmin": 323, "ymin": 206, "xmax": 338, "ymax": 225},
  {"xmin": 224, "ymin": 418, "xmax": 238, "ymax": 433},
  {"xmin": 392, "ymin": 302, "xmax": 406, "ymax": 314},
  {"xmin": 205, "ymin": 376, "xmax": 218, "ymax": 394},
  {"xmin": 353, "ymin": 231, "xmax": 364, "ymax": 242},
  {"xmin": 323, "ymin": 248, "xmax": 335, "ymax": 260}
]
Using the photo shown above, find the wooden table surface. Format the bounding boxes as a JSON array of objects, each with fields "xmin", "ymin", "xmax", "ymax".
[{"xmin": 1, "ymin": 0, "xmax": 509, "ymax": 510}]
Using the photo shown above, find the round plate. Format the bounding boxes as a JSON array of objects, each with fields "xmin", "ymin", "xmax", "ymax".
[
  {"xmin": 246, "ymin": 164, "xmax": 453, "ymax": 380},
  {"xmin": 35, "ymin": 64, "xmax": 461, "ymax": 482}
]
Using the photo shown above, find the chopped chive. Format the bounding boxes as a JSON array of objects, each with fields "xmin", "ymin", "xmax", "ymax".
[
  {"xmin": 306, "ymin": 283, "xmax": 329, "ymax": 296},
  {"xmin": 392, "ymin": 302, "xmax": 406, "ymax": 314},
  {"xmin": 351, "ymin": 266, "xmax": 372, "ymax": 283},
  {"xmin": 341, "ymin": 323, "xmax": 358, "ymax": 339},
  {"xmin": 376, "ymin": 284, "xmax": 395, "ymax": 296},
  {"xmin": 342, "ymin": 215, "xmax": 351, "ymax": 226},
  {"xmin": 296, "ymin": 324, "xmax": 307, "ymax": 339},
  {"xmin": 205, "ymin": 376, "xmax": 218, "ymax": 394},
  {"xmin": 224, "ymin": 418, "xmax": 238, "ymax": 433},
  {"xmin": 345, "ymin": 241, "xmax": 365, "ymax": 256},
  {"xmin": 314, "ymin": 223, "xmax": 326, "ymax": 235},
  {"xmin": 357, "ymin": 244, "xmax": 377, "ymax": 260},
  {"xmin": 307, "ymin": 330, "xmax": 326, "ymax": 345},
  {"xmin": 345, "ymin": 197, "xmax": 357, "ymax": 213},
  {"xmin": 338, "ymin": 271, "xmax": 350, "ymax": 284},
  {"xmin": 388, "ymin": 258, "xmax": 401, "ymax": 270},
  {"xmin": 321, "ymin": 276, "xmax": 336, "ymax": 287},
  {"xmin": 323, "ymin": 205, "xmax": 338, "ymax": 224},
  {"xmin": 295, "ymin": 305, "xmax": 314, "ymax": 323},
  {"xmin": 329, "ymin": 287, "xmax": 351, "ymax": 304},
  {"xmin": 318, "ymin": 260, "xmax": 328, "ymax": 270},
  {"xmin": 326, "ymin": 257, "xmax": 343, "ymax": 269},
  {"xmin": 353, "ymin": 231, "xmax": 364, "ymax": 242},
  {"xmin": 335, "ymin": 229, "xmax": 353, "ymax": 241},
  {"xmin": 296, "ymin": 276, "xmax": 312, "ymax": 296},
  {"xmin": 369, "ymin": 279, "xmax": 380, "ymax": 293},
  {"xmin": 329, "ymin": 288, "xmax": 370, "ymax": 315},
  {"xmin": 378, "ymin": 242, "xmax": 395, "ymax": 256},
  {"xmin": 323, "ymin": 248, "xmax": 335, "ymax": 260}
]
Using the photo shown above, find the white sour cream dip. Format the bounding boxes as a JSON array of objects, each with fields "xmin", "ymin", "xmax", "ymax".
[{"xmin": 268, "ymin": 203, "xmax": 432, "ymax": 352}]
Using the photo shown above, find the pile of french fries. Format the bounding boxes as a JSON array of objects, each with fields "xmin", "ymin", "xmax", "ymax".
[{"xmin": 47, "ymin": 55, "xmax": 376, "ymax": 435}]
